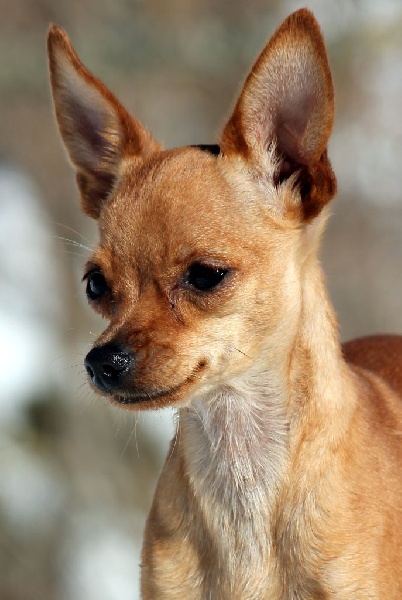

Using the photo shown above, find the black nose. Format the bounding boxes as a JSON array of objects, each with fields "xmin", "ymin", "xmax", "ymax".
[{"xmin": 84, "ymin": 343, "xmax": 134, "ymax": 393}]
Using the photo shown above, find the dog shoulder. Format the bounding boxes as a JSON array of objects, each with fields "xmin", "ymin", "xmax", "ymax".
[
  {"xmin": 343, "ymin": 335, "xmax": 402, "ymax": 398},
  {"xmin": 343, "ymin": 335, "xmax": 402, "ymax": 465}
]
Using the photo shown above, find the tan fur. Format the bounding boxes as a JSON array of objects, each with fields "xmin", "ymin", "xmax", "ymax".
[{"xmin": 48, "ymin": 9, "xmax": 402, "ymax": 599}]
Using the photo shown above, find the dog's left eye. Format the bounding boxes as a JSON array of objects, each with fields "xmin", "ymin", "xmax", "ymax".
[
  {"xmin": 186, "ymin": 263, "xmax": 228, "ymax": 291},
  {"xmin": 85, "ymin": 270, "xmax": 110, "ymax": 301}
]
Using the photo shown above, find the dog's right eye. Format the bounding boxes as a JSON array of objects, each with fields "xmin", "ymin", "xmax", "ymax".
[
  {"xmin": 84, "ymin": 270, "xmax": 110, "ymax": 301},
  {"xmin": 186, "ymin": 263, "xmax": 229, "ymax": 292}
]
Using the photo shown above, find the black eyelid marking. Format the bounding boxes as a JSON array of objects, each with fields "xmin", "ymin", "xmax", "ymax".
[{"xmin": 82, "ymin": 263, "xmax": 101, "ymax": 281}]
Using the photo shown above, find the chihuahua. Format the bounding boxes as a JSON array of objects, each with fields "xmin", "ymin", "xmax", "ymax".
[{"xmin": 48, "ymin": 9, "xmax": 402, "ymax": 599}]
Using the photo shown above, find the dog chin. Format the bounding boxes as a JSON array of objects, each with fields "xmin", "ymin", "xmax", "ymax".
[
  {"xmin": 111, "ymin": 388, "xmax": 190, "ymax": 411},
  {"xmin": 111, "ymin": 362, "xmax": 208, "ymax": 410}
]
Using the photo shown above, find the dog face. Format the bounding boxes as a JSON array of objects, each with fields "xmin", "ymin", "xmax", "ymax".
[
  {"xmin": 82, "ymin": 148, "xmax": 304, "ymax": 408},
  {"xmin": 48, "ymin": 9, "xmax": 336, "ymax": 409}
]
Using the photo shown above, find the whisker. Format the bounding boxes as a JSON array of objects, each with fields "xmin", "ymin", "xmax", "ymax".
[
  {"xmin": 230, "ymin": 347, "xmax": 252, "ymax": 359},
  {"xmin": 120, "ymin": 416, "xmax": 139, "ymax": 459},
  {"xmin": 55, "ymin": 249, "xmax": 89, "ymax": 259},
  {"xmin": 55, "ymin": 236, "xmax": 92, "ymax": 252},
  {"xmin": 54, "ymin": 222, "xmax": 93, "ymax": 246},
  {"xmin": 165, "ymin": 411, "xmax": 180, "ymax": 465}
]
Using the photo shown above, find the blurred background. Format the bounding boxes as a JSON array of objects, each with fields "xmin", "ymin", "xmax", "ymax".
[{"xmin": 1, "ymin": 0, "xmax": 401, "ymax": 598}]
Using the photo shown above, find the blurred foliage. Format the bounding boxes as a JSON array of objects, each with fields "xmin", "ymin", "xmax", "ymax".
[{"xmin": 0, "ymin": 0, "xmax": 401, "ymax": 598}]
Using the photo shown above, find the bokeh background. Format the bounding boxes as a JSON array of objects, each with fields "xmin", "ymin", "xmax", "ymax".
[{"xmin": 1, "ymin": 0, "xmax": 401, "ymax": 598}]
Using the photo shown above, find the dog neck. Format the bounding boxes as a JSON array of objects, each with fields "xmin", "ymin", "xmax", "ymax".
[
  {"xmin": 179, "ymin": 376, "xmax": 288, "ymax": 588},
  {"xmin": 178, "ymin": 260, "xmax": 353, "ymax": 559},
  {"xmin": 181, "ymin": 374, "xmax": 288, "ymax": 510}
]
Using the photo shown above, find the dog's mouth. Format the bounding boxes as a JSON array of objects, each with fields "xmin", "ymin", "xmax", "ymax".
[{"xmin": 113, "ymin": 360, "xmax": 207, "ymax": 408}]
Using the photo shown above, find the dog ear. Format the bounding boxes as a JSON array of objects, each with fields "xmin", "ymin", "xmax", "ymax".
[
  {"xmin": 220, "ymin": 9, "xmax": 336, "ymax": 221},
  {"xmin": 47, "ymin": 26, "xmax": 160, "ymax": 219}
]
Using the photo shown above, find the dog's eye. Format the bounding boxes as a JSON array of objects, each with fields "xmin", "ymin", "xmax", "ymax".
[
  {"xmin": 85, "ymin": 270, "xmax": 109, "ymax": 301},
  {"xmin": 186, "ymin": 263, "xmax": 228, "ymax": 291}
]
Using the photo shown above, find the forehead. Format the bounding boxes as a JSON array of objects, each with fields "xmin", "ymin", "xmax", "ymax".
[
  {"xmin": 97, "ymin": 147, "xmax": 279, "ymax": 265},
  {"xmin": 105, "ymin": 149, "xmax": 241, "ymax": 226}
]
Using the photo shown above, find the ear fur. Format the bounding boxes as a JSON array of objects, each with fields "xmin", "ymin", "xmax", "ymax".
[
  {"xmin": 47, "ymin": 25, "xmax": 160, "ymax": 218},
  {"xmin": 221, "ymin": 9, "xmax": 336, "ymax": 221}
]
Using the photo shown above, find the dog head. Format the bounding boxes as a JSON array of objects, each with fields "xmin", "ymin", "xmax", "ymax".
[{"xmin": 48, "ymin": 9, "xmax": 336, "ymax": 410}]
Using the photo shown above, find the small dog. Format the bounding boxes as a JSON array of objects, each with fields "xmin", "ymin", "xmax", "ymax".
[{"xmin": 48, "ymin": 9, "xmax": 402, "ymax": 599}]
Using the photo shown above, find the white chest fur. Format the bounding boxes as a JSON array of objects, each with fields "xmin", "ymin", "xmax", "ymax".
[{"xmin": 179, "ymin": 381, "xmax": 289, "ymax": 596}]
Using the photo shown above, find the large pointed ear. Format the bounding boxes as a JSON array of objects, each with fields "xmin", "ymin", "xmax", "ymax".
[
  {"xmin": 47, "ymin": 25, "xmax": 160, "ymax": 219},
  {"xmin": 221, "ymin": 9, "xmax": 336, "ymax": 221}
]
